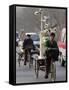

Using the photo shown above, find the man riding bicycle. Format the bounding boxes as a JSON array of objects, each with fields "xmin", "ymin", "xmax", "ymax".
[
  {"xmin": 23, "ymin": 34, "xmax": 35, "ymax": 65},
  {"xmin": 45, "ymin": 32, "xmax": 59, "ymax": 79}
]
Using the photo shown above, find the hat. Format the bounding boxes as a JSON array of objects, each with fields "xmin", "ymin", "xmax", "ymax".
[{"xmin": 27, "ymin": 34, "xmax": 31, "ymax": 37}]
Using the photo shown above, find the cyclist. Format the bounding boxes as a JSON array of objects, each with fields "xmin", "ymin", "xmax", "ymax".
[
  {"xmin": 23, "ymin": 34, "xmax": 35, "ymax": 65},
  {"xmin": 45, "ymin": 32, "xmax": 59, "ymax": 79}
]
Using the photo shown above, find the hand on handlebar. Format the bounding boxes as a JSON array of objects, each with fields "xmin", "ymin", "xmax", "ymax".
[{"xmin": 47, "ymin": 47, "xmax": 58, "ymax": 50}]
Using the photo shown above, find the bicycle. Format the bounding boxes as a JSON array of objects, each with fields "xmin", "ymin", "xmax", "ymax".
[
  {"xmin": 33, "ymin": 47, "xmax": 58, "ymax": 81},
  {"xmin": 16, "ymin": 44, "xmax": 24, "ymax": 67},
  {"xmin": 46, "ymin": 47, "xmax": 59, "ymax": 81},
  {"xmin": 23, "ymin": 48, "xmax": 34, "ymax": 69}
]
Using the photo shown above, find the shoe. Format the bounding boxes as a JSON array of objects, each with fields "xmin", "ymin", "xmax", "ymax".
[
  {"xmin": 45, "ymin": 75, "xmax": 48, "ymax": 79},
  {"xmin": 51, "ymin": 78, "xmax": 55, "ymax": 82},
  {"xmin": 24, "ymin": 62, "xmax": 26, "ymax": 65}
]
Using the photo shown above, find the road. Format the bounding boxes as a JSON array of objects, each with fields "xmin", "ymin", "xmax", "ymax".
[{"xmin": 16, "ymin": 57, "xmax": 66, "ymax": 84}]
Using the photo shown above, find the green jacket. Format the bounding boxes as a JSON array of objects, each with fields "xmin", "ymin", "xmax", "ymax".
[
  {"xmin": 45, "ymin": 40, "xmax": 59, "ymax": 61},
  {"xmin": 45, "ymin": 40, "xmax": 58, "ymax": 48}
]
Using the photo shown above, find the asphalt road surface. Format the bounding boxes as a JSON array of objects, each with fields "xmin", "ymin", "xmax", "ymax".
[{"xmin": 16, "ymin": 55, "xmax": 66, "ymax": 84}]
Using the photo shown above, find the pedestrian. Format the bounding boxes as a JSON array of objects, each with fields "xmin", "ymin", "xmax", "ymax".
[
  {"xmin": 45, "ymin": 32, "xmax": 59, "ymax": 79},
  {"xmin": 23, "ymin": 34, "xmax": 35, "ymax": 65}
]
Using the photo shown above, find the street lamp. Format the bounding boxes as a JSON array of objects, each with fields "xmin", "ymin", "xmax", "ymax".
[
  {"xmin": 34, "ymin": 9, "xmax": 43, "ymax": 58},
  {"xmin": 34, "ymin": 8, "xmax": 43, "ymax": 31}
]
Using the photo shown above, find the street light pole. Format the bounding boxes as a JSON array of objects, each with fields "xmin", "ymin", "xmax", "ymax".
[
  {"xmin": 34, "ymin": 9, "xmax": 44, "ymax": 58},
  {"xmin": 40, "ymin": 9, "xmax": 43, "ymax": 58}
]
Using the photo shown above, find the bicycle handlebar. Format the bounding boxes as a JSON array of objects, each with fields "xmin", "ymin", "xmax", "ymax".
[{"xmin": 47, "ymin": 47, "xmax": 58, "ymax": 50}]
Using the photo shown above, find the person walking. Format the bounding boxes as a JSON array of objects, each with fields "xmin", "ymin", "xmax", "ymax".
[{"xmin": 45, "ymin": 32, "xmax": 59, "ymax": 79}]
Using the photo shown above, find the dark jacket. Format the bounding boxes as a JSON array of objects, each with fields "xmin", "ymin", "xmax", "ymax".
[
  {"xmin": 45, "ymin": 40, "xmax": 59, "ymax": 61},
  {"xmin": 23, "ymin": 38, "xmax": 34, "ymax": 49}
]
